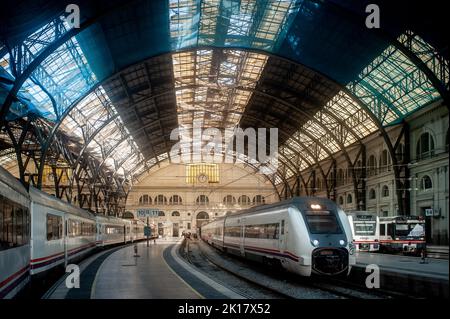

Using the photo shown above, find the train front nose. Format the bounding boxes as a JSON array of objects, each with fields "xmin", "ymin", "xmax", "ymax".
[{"xmin": 312, "ymin": 248, "xmax": 349, "ymax": 275}]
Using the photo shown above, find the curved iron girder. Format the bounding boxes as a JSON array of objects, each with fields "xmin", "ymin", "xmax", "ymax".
[
  {"xmin": 0, "ymin": 0, "xmax": 142, "ymax": 128},
  {"xmin": 3, "ymin": 31, "xmax": 439, "ymax": 211},
  {"xmin": 340, "ymin": 86, "xmax": 408, "ymax": 214},
  {"xmin": 29, "ymin": 44, "xmax": 434, "ymax": 190},
  {"xmin": 107, "ymin": 107, "xmax": 318, "ymax": 186},
  {"xmin": 326, "ymin": 1, "xmax": 449, "ymax": 107},
  {"xmin": 50, "ymin": 80, "xmax": 322, "ymax": 189}
]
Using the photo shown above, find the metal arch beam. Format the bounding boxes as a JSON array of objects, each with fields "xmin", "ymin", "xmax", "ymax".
[
  {"xmin": 0, "ymin": 0, "xmax": 141, "ymax": 128},
  {"xmin": 325, "ymin": 1, "xmax": 449, "ymax": 107},
  {"xmin": 35, "ymin": 82, "xmax": 175, "ymax": 189},
  {"xmin": 63, "ymin": 88, "xmax": 177, "ymax": 190},
  {"xmin": 76, "ymin": 110, "xmax": 180, "ymax": 188},
  {"xmin": 392, "ymin": 36, "xmax": 449, "ymax": 107},
  {"xmin": 247, "ymin": 88, "xmax": 363, "ymax": 155},
  {"xmin": 45, "ymin": 81, "xmax": 321, "ymax": 187},
  {"xmin": 323, "ymin": 1, "xmax": 449, "ymax": 107},
  {"xmin": 339, "ymin": 86, "xmax": 407, "ymax": 214},
  {"xmin": 246, "ymin": 88, "xmax": 362, "ymax": 200},
  {"xmin": 257, "ymin": 81, "xmax": 365, "ymax": 144}
]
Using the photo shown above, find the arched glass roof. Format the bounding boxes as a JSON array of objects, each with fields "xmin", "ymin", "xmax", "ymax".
[{"xmin": 0, "ymin": 0, "xmax": 448, "ymax": 187}]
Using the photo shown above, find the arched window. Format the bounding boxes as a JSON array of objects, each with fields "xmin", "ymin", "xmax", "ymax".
[
  {"xmin": 223, "ymin": 195, "xmax": 236, "ymax": 205},
  {"xmin": 420, "ymin": 175, "xmax": 433, "ymax": 190},
  {"xmin": 172, "ymin": 211, "xmax": 180, "ymax": 217},
  {"xmin": 382, "ymin": 185, "xmax": 389, "ymax": 197},
  {"xmin": 369, "ymin": 188, "xmax": 376, "ymax": 200},
  {"xmin": 338, "ymin": 196, "xmax": 344, "ymax": 205},
  {"xmin": 196, "ymin": 211, "xmax": 209, "ymax": 228},
  {"xmin": 139, "ymin": 195, "xmax": 151, "ymax": 205},
  {"xmin": 368, "ymin": 155, "xmax": 377, "ymax": 176},
  {"xmin": 380, "ymin": 149, "xmax": 389, "ymax": 172},
  {"xmin": 158, "ymin": 211, "xmax": 165, "ymax": 217},
  {"xmin": 169, "ymin": 195, "xmax": 182, "ymax": 205},
  {"xmin": 416, "ymin": 132, "xmax": 435, "ymax": 160},
  {"xmin": 238, "ymin": 195, "xmax": 251, "ymax": 206},
  {"xmin": 253, "ymin": 195, "xmax": 265, "ymax": 205},
  {"xmin": 155, "ymin": 195, "xmax": 167, "ymax": 205},
  {"xmin": 347, "ymin": 194, "xmax": 353, "ymax": 204},
  {"xmin": 196, "ymin": 195, "xmax": 209, "ymax": 205}
]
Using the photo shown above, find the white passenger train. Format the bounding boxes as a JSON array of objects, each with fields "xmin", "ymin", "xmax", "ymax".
[
  {"xmin": 0, "ymin": 166, "xmax": 147, "ymax": 298},
  {"xmin": 201, "ymin": 197, "xmax": 356, "ymax": 277},
  {"xmin": 346, "ymin": 211, "xmax": 380, "ymax": 252}
]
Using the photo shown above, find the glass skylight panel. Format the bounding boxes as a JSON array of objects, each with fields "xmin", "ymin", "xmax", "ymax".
[
  {"xmin": 169, "ymin": 0, "xmax": 200, "ymax": 49},
  {"xmin": 349, "ymin": 38, "xmax": 441, "ymax": 125}
]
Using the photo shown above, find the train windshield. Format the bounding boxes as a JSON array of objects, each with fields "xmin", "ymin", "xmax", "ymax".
[
  {"xmin": 305, "ymin": 211, "xmax": 342, "ymax": 234},
  {"xmin": 396, "ymin": 223, "xmax": 425, "ymax": 237},
  {"xmin": 353, "ymin": 221, "xmax": 376, "ymax": 235}
]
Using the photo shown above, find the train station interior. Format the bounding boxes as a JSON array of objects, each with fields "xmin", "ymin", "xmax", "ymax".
[{"xmin": 0, "ymin": 0, "xmax": 448, "ymax": 301}]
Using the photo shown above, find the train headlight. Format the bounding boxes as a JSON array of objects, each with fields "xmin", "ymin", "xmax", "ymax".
[
  {"xmin": 339, "ymin": 239, "xmax": 345, "ymax": 246},
  {"xmin": 312, "ymin": 239, "xmax": 320, "ymax": 247}
]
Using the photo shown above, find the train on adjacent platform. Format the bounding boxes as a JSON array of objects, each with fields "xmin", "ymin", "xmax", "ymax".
[
  {"xmin": 200, "ymin": 197, "xmax": 356, "ymax": 277},
  {"xmin": 347, "ymin": 211, "xmax": 380, "ymax": 252},
  {"xmin": 0, "ymin": 166, "xmax": 148, "ymax": 299},
  {"xmin": 379, "ymin": 216, "xmax": 426, "ymax": 255}
]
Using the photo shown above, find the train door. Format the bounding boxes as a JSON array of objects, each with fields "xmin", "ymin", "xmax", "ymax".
[
  {"xmin": 279, "ymin": 219, "xmax": 287, "ymax": 253},
  {"xmin": 240, "ymin": 218, "xmax": 246, "ymax": 256},
  {"xmin": 64, "ymin": 217, "xmax": 68, "ymax": 268}
]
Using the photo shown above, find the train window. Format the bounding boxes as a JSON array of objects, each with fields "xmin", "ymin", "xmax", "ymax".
[
  {"xmin": 281, "ymin": 220, "xmax": 285, "ymax": 235},
  {"xmin": 81, "ymin": 222, "xmax": 95, "ymax": 236},
  {"xmin": 305, "ymin": 211, "xmax": 342, "ymax": 234},
  {"xmin": 68, "ymin": 219, "xmax": 82, "ymax": 237},
  {"xmin": 0, "ymin": 194, "xmax": 30, "ymax": 250},
  {"xmin": 225, "ymin": 226, "xmax": 241, "ymax": 237},
  {"xmin": 380, "ymin": 224, "xmax": 386, "ymax": 236},
  {"xmin": 47, "ymin": 214, "xmax": 63, "ymax": 241},
  {"xmin": 244, "ymin": 224, "xmax": 279, "ymax": 239}
]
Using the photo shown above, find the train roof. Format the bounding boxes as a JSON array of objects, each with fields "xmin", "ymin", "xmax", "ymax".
[
  {"xmin": 379, "ymin": 215, "xmax": 424, "ymax": 222},
  {"xmin": 227, "ymin": 196, "xmax": 338, "ymax": 218},
  {"xmin": 29, "ymin": 186, "xmax": 95, "ymax": 219},
  {"xmin": 0, "ymin": 165, "xmax": 29, "ymax": 200},
  {"xmin": 201, "ymin": 197, "xmax": 340, "ymax": 228},
  {"xmin": 346, "ymin": 211, "xmax": 378, "ymax": 216},
  {"xmin": 96, "ymin": 214, "xmax": 131, "ymax": 224}
]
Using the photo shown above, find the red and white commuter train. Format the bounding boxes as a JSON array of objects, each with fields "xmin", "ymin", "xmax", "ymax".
[
  {"xmin": 201, "ymin": 197, "xmax": 356, "ymax": 277},
  {"xmin": 0, "ymin": 166, "xmax": 147, "ymax": 299}
]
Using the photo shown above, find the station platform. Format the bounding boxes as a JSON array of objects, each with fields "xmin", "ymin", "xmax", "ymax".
[
  {"xmin": 350, "ymin": 252, "xmax": 449, "ymax": 298},
  {"xmin": 44, "ymin": 238, "xmax": 243, "ymax": 299}
]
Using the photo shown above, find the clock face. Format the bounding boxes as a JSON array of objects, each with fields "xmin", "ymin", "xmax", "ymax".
[{"xmin": 197, "ymin": 174, "xmax": 208, "ymax": 183}]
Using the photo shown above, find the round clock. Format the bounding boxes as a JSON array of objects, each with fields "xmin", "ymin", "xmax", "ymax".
[{"xmin": 197, "ymin": 174, "xmax": 208, "ymax": 183}]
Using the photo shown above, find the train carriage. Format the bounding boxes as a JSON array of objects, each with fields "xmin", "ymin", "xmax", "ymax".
[
  {"xmin": 96, "ymin": 215, "xmax": 131, "ymax": 247},
  {"xmin": 29, "ymin": 187, "xmax": 97, "ymax": 275},
  {"xmin": 379, "ymin": 216, "xmax": 426, "ymax": 255},
  {"xmin": 0, "ymin": 166, "xmax": 31, "ymax": 299},
  {"xmin": 347, "ymin": 211, "xmax": 380, "ymax": 252},
  {"xmin": 201, "ymin": 197, "xmax": 356, "ymax": 277}
]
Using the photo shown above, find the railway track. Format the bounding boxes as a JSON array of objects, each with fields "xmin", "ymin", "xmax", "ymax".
[{"xmin": 185, "ymin": 239, "xmax": 409, "ymax": 299}]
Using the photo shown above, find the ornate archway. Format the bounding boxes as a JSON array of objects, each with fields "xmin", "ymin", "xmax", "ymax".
[{"xmin": 196, "ymin": 211, "xmax": 209, "ymax": 229}]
